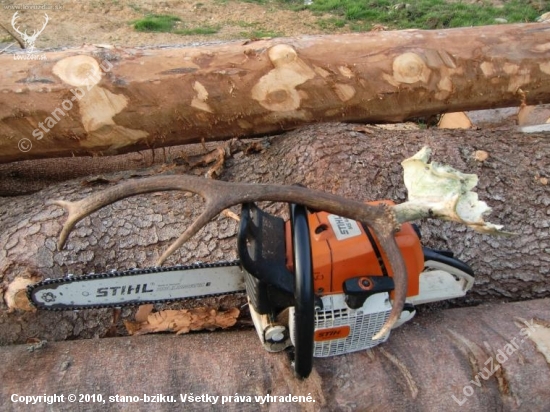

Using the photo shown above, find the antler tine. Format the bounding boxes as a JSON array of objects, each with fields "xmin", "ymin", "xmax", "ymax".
[
  {"xmin": 11, "ymin": 12, "xmax": 24, "ymax": 37},
  {"xmin": 33, "ymin": 13, "xmax": 48, "ymax": 37},
  {"xmin": 50, "ymin": 176, "xmax": 214, "ymax": 250},
  {"xmin": 156, "ymin": 203, "xmax": 220, "ymax": 266},
  {"xmin": 52, "ymin": 174, "xmax": 407, "ymax": 339}
]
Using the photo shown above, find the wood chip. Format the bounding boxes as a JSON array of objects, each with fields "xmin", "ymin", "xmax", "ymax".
[
  {"xmin": 5, "ymin": 277, "xmax": 36, "ymax": 312},
  {"xmin": 474, "ymin": 150, "xmax": 489, "ymax": 162},
  {"xmin": 352, "ymin": 125, "xmax": 375, "ymax": 134},
  {"xmin": 124, "ymin": 307, "xmax": 240, "ymax": 336},
  {"xmin": 519, "ymin": 124, "xmax": 550, "ymax": 133},
  {"xmin": 517, "ymin": 104, "xmax": 550, "ymax": 126},
  {"xmin": 222, "ymin": 209, "xmax": 240, "ymax": 222},
  {"xmin": 438, "ymin": 112, "xmax": 473, "ymax": 129},
  {"xmin": 536, "ymin": 176, "xmax": 548, "ymax": 185},
  {"xmin": 135, "ymin": 304, "xmax": 154, "ymax": 323}
]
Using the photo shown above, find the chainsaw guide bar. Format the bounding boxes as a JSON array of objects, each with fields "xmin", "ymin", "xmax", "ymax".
[{"xmin": 27, "ymin": 260, "xmax": 244, "ymax": 311}]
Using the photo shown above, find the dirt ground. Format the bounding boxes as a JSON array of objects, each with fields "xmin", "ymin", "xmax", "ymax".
[
  {"xmin": 0, "ymin": 0, "xmax": 341, "ymax": 50},
  {"xmin": 3, "ymin": 0, "xmax": 534, "ymax": 52}
]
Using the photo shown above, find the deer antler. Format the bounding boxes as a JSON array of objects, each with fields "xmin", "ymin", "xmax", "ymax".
[
  {"xmin": 51, "ymin": 174, "xmax": 405, "ymax": 340},
  {"xmin": 10, "ymin": 12, "xmax": 25, "ymax": 39},
  {"xmin": 31, "ymin": 13, "xmax": 49, "ymax": 39}
]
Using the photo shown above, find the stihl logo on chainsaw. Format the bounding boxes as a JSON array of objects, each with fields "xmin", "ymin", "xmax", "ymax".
[
  {"xmin": 96, "ymin": 284, "xmax": 154, "ymax": 297},
  {"xmin": 327, "ymin": 215, "xmax": 362, "ymax": 240},
  {"xmin": 314, "ymin": 326, "xmax": 351, "ymax": 342},
  {"xmin": 95, "ymin": 281, "xmax": 213, "ymax": 297}
]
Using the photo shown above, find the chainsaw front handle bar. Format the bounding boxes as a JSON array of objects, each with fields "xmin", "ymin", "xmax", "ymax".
[{"xmin": 290, "ymin": 203, "xmax": 315, "ymax": 379}]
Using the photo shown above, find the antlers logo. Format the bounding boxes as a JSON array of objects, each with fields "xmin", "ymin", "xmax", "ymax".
[{"xmin": 11, "ymin": 12, "xmax": 49, "ymax": 53}]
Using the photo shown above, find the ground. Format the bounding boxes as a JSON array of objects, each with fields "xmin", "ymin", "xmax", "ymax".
[
  {"xmin": 1, "ymin": 0, "xmax": 543, "ymax": 50},
  {"xmin": 0, "ymin": 0, "xmax": 339, "ymax": 49}
]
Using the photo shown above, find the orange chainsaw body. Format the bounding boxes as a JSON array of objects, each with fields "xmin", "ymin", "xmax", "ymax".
[
  {"xmin": 285, "ymin": 201, "xmax": 423, "ymax": 298},
  {"xmin": 239, "ymin": 201, "xmax": 473, "ymax": 378}
]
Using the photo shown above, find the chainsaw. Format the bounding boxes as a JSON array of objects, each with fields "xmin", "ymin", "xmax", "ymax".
[{"xmin": 28, "ymin": 200, "xmax": 474, "ymax": 379}]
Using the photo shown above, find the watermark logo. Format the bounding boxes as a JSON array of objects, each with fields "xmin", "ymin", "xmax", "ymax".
[
  {"xmin": 10, "ymin": 11, "xmax": 48, "ymax": 60},
  {"xmin": 18, "ymin": 138, "xmax": 32, "ymax": 152},
  {"xmin": 451, "ymin": 318, "xmax": 537, "ymax": 406},
  {"xmin": 18, "ymin": 56, "xmax": 114, "ymax": 152}
]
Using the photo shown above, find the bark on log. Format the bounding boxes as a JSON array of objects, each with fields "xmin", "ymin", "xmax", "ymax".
[
  {"xmin": 0, "ymin": 139, "xmax": 258, "ymax": 196},
  {"xmin": 0, "ymin": 124, "xmax": 548, "ymax": 344},
  {"xmin": 1, "ymin": 298, "xmax": 550, "ymax": 412},
  {"xmin": 0, "ymin": 147, "xmax": 175, "ymax": 196},
  {"xmin": 1, "ymin": 23, "xmax": 550, "ymax": 163}
]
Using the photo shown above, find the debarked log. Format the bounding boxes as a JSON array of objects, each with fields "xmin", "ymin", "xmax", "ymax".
[
  {"xmin": 0, "ymin": 124, "xmax": 548, "ymax": 344},
  {"xmin": 1, "ymin": 298, "xmax": 549, "ymax": 412},
  {"xmin": 1, "ymin": 23, "xmax": 550, "ymax": 163}
]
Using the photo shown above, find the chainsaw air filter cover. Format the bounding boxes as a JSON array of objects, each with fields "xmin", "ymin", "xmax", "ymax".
[{"xmin": 290, "ymin": 292, "xmax": 392, "ymax": 357}]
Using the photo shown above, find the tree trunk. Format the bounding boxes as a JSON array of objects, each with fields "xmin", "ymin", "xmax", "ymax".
[
  {"xmin": 0, "ymin": 123, "xmax": 548, "ymax": 344},
  {"xmin": 2, "ymin": 23, "xmax": 550, "ymax": 163},
  {"xmin": 1, "ymin": 298, "xmax": 549, "ymax": 411},
  {"xmin": 0, "ymin": 143, "xmax": 211, "ymax": 196}
]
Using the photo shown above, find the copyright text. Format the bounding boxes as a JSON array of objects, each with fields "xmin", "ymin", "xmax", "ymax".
[{"xmin": 10, "ymin": 392, "xmax": 316, "ymax": 405}]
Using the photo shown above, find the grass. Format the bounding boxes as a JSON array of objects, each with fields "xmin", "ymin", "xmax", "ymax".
[
  {"xmin": 235, "ymin": 20, "xmax": 262, "ymax": 28},
  {"xmin": 233, "ymin": 21, "xmax": 285, "ymax": 37},
  {"xmin": 128, "ymin": 1, "xmax": 547, "ymax": 39},
  {"xmin": 240, "ymin": 29, "xmax": 284, "ymax": 38},
  {"xmin": 174, "ymin": 27, "xmax": 220, "ymax": 35},
  {"xmin": 132, "ymin": 14, "xmax": 219, "ymax": 36},
  {"xmin": 317, "ymin": 16, "xmax": 347, "ymax": 30},
  {"xmin": 254, "ymin": 0, "xmax": 546, "ymax": 31},
  {"xmin": 133, "ymin": 15, "xmax": 181, "ymax": 32}
]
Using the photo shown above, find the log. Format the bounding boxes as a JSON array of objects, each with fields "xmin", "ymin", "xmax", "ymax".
[
  {"xmin": 1, "ymin": 23, "xmax": 550, "ymax": 163},
  {"xmin": 1, "ymin": 124, "xmax": 549, "ymax": 344},
  {"xmin": 1, "ymin": 298, "xmax": 550, "ymax": 411},
  {"xmin": 0, "ymin": 142, "xmax": 222, "ymax": 196}
]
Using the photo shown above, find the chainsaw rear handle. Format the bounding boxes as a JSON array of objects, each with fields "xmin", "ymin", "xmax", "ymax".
[{"xmin": 290, "ymin": 203, "xmax": 315, "ymax": 379}]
